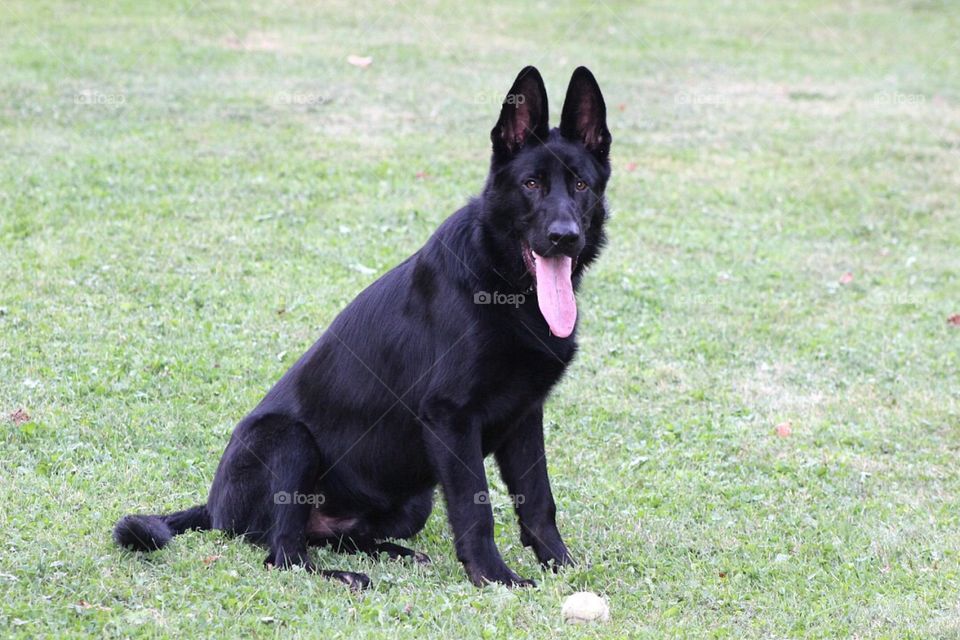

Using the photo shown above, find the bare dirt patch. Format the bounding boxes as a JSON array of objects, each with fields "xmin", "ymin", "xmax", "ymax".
[{"xmin": 222, "ymin": 32, "xmax": 283, "ymax": 52}]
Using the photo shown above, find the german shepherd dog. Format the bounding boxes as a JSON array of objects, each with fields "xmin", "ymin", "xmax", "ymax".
[{"xmin": 114, "ymin": 66, "xmax": 612, "ymax": 589}]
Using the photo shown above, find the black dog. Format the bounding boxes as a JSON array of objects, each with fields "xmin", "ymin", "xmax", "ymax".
[{"xmin": 114, "ymin": 66, "xmax": 612, "ymax": 589}]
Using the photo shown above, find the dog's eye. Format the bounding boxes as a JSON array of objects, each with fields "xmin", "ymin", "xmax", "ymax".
[
  {"xmin": 575, "ymin": 180, "xmax": 588, "ymax": 191},
  {"xmin": 523, "ymin": 179, "xmax": 540, "ymax": 190}
]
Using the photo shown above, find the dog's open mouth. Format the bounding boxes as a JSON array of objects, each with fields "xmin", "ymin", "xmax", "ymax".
[{"xmin": 522, "ymin": 242, "xmax": 578, "ymax": 338}]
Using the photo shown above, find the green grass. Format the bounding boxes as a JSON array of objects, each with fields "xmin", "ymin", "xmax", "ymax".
[{"xmin": 2, "ymin": 0, "xmax": 959, "ymax": 637}]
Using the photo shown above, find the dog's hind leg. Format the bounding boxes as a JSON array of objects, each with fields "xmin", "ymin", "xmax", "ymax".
[{"xmin": 213, "ymin": 414, "xmax": 370, "ymax": 590}]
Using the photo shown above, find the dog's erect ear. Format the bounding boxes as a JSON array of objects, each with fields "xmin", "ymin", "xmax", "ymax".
[
  {"xmin": 491, "ymin": 66, "xmax": 549, "ymax": 157},
  {"xmin": 560, "ymin": 67, "xmax": 611, "ymax": 160}
]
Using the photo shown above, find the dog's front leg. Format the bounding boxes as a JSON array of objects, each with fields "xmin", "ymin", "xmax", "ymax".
[
  {"xmin": 422, "ymin": 412, "xmax": 534, "ymax": 587},
  {"xmin": 495, "ymin": 406, "xmax": 574, "ymax": 570}
]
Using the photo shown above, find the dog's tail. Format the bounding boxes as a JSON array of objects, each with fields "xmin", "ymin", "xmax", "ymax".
[{"xmin": 113, "ymin": 504, "xmax": 211, "ymax": 552}]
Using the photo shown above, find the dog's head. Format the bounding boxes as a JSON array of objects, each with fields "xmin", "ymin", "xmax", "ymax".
[{"xmin": 483, "ymin": 66, "xmax": 611, "ymax": 338}]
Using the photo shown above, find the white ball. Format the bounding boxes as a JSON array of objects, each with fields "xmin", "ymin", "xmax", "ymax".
[{"xmin": 561, "ymin": 591, "xmax": 610, "ymax": 624}]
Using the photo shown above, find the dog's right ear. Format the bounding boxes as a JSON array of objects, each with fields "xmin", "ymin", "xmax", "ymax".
[{"xmin": 490, "ymin": 66, "xmax": 549, "ymax": 158}]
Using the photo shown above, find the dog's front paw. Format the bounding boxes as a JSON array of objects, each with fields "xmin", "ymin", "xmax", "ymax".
[
  {"xmin": 522, "ymin": 528, "xmax": 575, "ymax": 571},
  {"xmin": 463, "ymin": 560, "xmax": 536, "ymax": 588},
  {"xmin": 537, "ymin": 543, "xmax": 575, "ymax": 571}
]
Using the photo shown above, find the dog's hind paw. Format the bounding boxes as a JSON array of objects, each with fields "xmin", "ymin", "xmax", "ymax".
[{"xmin": 321, "ymin": 570, "xmax": 371, "ymax": 591}]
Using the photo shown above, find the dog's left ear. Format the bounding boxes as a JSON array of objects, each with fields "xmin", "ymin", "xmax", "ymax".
[
  {"xmin": 560, "ymin": 67, "xmax": 611, "ymax": 161},
  {"xmin": 491, "ymin": 66, "xmax": 549, "ymax": 157}
]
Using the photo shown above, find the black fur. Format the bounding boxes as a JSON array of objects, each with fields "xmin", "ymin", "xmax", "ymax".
[
  {"xmin": 113, "ymin": 505, "xmax": 210, "ymax": 551},
  {"xmin": 114, "ymin": 66, "xmax": 612, "ymax": 589}
]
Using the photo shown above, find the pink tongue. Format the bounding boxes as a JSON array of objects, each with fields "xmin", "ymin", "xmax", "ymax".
[{"xmin": 533, "ymin": 252, "xmax": 577, "ymax": 338}]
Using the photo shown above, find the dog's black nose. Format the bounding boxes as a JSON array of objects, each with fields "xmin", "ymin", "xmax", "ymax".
[{"xmin": 547, "ymin": 220, "xmax": 581, "ymax": 249}]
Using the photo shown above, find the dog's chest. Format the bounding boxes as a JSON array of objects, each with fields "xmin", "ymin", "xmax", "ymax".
[{"xmin": 471, "ymin": 336, "xmax": 573, "ymax": 422}]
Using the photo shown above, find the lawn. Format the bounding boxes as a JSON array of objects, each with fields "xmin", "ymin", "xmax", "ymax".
[{"xmin": 1, "ymin": 0, "xmax": 959, "ymax": 637}]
